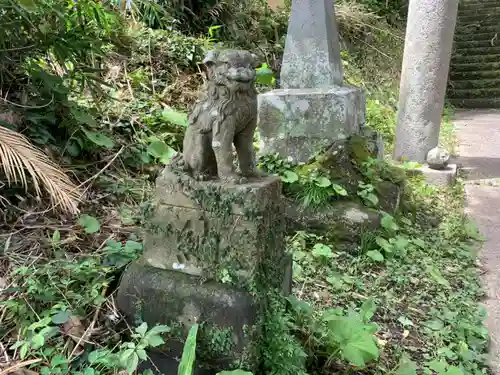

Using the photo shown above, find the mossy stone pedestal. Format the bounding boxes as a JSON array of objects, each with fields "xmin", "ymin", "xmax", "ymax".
[{"xmin": 117, "ymin": 167, "xmax": 291, "ymax": 374}]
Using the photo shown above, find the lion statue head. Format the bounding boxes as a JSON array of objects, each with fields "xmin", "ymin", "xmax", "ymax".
[{"xmin": 202, "ymin": 49, "xmax": 260, "ymax": 92}]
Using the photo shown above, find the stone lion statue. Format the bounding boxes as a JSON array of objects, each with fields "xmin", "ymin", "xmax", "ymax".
[{"xmin": 178, "ymin": 49, "xmax": 263, "ymax": 184}]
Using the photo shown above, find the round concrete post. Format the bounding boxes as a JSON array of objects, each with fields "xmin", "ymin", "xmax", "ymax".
[{"xmin": 393, "ymin": 0, "xmax": 459, "ymax": 163}]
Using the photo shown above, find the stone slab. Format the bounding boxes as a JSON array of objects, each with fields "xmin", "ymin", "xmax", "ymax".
[
  {"xmin": 408, "ymin": 164, "xmax": 458, "ymax": 187},
  {"xmin": 280, "ymin": 0, "xmax": 343, "ymax": 88},
  {"xmin": 144, "ymin": 168, "xmax": 288, "ymax": 291},
  {"xmin": 257, "ymin": 85, "xmax": 365, "ymax": 163},
  {"xmin": 117, "ymin": 260, "xmax": 258, "ymax": 373}
]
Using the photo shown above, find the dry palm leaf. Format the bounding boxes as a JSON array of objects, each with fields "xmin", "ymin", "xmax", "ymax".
[{"xmin": 0, "ymin": 126, "xmax": 81, "ymax": 214}]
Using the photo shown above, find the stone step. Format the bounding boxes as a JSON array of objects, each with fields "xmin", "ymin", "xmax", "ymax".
[
  {"xmin": 456, "ymin": 24, "xmax": 500, "ymax": 34},
  {"xmin": 455, "ymin": 39, "xmax": 500, "ymax": 48},
  {"xmin": 452, "ymin": 53, "xmax": 500, "ymax": 63},
  {"xmin": 459, "ymin": 4, "xmax": 500, "ymax": 13},
  {"xmin": 450, "ymin": 69, "xmax": 500, "ymax": 80},
  {"xmin": 459, "ymin": 2, "xmax": 500, "ymax": 10},
  {"xmin": 448, "ymin": 87, "xmax": 500, "ymax": 99},
  {"xmin": 448, "ymin": 98, "xmax": 500, "ymax": 108},
  {"xmin": 454, "ymin": 45, "xmax": 500, "ymax": 55},
  {"xmin": 459, "ymin": 8, "xmax": 500, "ymax": 16},
  {"xmin": 455, "ymin": 31, "xmax": 500, "ymax": 42},
  {"xmin": 458, "ymin": 14, "xmax": 500, "ymax": 24},
  {"xmin": 449, "ymin": 78, "xmax": 500, "ymax": 89},
  {"xmin": 460, "ymin": 0, "xmax": 500, "ymax": 4},
  {"xmin": 451, "ymin": 60, "xmax": 500, "ymax": 72}
]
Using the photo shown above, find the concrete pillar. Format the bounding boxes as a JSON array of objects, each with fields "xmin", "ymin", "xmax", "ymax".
[{"xmin": 393, "ymin": 0, "xmax": 459, "ymax": 163}]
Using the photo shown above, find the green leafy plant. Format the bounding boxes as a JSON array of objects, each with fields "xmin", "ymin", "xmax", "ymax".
[
  {"xmin": 102, "ymin": 239, "xmax": 143, "ymax": 268},
  {"xmin": 88, "ymin": 323, "xmax": 171, "ymax": 374},
  {"xmin": 259, "ymin": 154, "xmax": 347, "ymax": 208},
  {"xmin": 256, "ymin": 63, "xmax": 276, "ymax": 86},
  {"xmin": 77, "ymin": 214, "xmax": 101, "ymax": 233},
  {"xmin": 178, "ymin": 324, "xmax": 199, "ymax": 375},
  {"xmin": 322, "ymin": 307, "xmax": 380, "ymax": 367},
  {"xmin": 357, "ymin": 182, "xmax": 379, "ymax": 207}
]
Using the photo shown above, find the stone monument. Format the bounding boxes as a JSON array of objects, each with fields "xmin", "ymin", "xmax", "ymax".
[
  {"xmin": 117, "ymin": 49, "xmax": 291, "ymax": 374},
  {"xmin": 257, "ymin": 0, "xmax": 366, "ymax": 164},
  {"xmin": 392, "ymin": 0, "xmax": 459, "ymax": 186}
]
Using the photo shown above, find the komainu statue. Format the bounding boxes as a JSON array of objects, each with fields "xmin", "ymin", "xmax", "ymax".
[{"xmin": 178, "ymin": 49, "xmax": 262, "ymax": 184}]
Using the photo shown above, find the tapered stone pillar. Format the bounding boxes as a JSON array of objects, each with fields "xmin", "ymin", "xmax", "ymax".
[
  {"xmin": 393, "ymin": 0, "xmax": 459, "ymax": 163},
  {"xmin": 258, "ymin": 0, "xmax": 365, "ymax": 164}
]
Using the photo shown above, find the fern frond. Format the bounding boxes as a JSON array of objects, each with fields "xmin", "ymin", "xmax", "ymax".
[{"xmin": 0, "ymin": 125, "xmax": 81, "ymax": 214}]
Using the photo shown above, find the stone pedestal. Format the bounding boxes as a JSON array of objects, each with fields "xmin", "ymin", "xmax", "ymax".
[
  {"xmin": 406, "ymin": 164, "xmax": 458, "ymax": 187},
  {"xmin": 257, "ymin": 0, "xmax": 367, "ymax": 164},
  {"xmin": 117, "ymin": 167, "xmax": 290, "ymax": 373},
  {"xmin": 258, "ymin": 86, "xmax": 365, "ymax": 163},
  {"xmin": 393, "ymin": 0, "xmax": 459, "ymax": 163}
]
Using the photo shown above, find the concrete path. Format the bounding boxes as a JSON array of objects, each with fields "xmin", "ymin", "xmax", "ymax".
[{"xmin": 454, "ymin": 109, "xmax": 500, "ymax": 373}]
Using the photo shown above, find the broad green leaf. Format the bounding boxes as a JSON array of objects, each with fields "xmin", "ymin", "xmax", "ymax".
[
  {"xmin": 332, "ymin": 184, "xmax": 348, "ymax": 196},
  {"xmin": 394, "ymin": 355, "xmax": 418, "ymax": 375},
  {"xmin": 255, "ymin": 63, "xmax": 274, "ymax": 86},
  {"xmin": 146, "ymin": 324, "xmax": 171, "ymax": 337},
  {"xmin": 311, "ymin": 243, "xmax": 334, "ymax": 258},
  {"xmin": 135, "ymin": 322, "xmax": 148, "ymax": 336},
  {"xmin": 365, "ymin": 193, "xmax": 379, "ymax": 206},
  {"xmin": 51, "ymin": 355, "xmax": 68, "ymax": 367},
  {"xmin": 28, "ymin": 316, "xmax": 51, "ymax": 331},
  {"xmin": 381, "ymin": 214, "xmax": 399, "ymax": 232},
  {"xmin": 77, "ymin": 214, "xmax": 101, "ymax": 234},
  {"xmin": 31, "ymin": 334, "xmax": 45, "ymax": 349},
  {"xmin": 146, "ymin": 334, "xmax": 165, "ymax": 348},
  {"xmin": 126, "ymin": 352, "xmax": 139, "ymax": 375},
  {"xmin": 159, "ymin": 148, "xmax": 177, "ymax": 164},
  {"xmin": 315, "ymin": 176, "xmax": 332, "ymax": 188},
  {"xmin": 20, "ymin": 343, "xmax": 28, "ymax": 359},
  {"xmin": 286, "ymin": 295, "xmax": 313, "ymax": 315},
  {"xmin": 360, "ymin": 299, "xmax": 376, "ymax": 322},
  {"xmin": 426, "ymin": 360, "xmax": 448, "ymax": 373},
  {"xmin": 84, "ymin": 368, "xmax": 96, "ymax": 375},
  {"xmin": 375, "ymin": 237, "xmax": 392, "ymax": 252},
  {"xmin": 162, "ymin": 108, "xmax": 188, "ymax": 127},
  {"xmin": 341, "ymin": 333, "xmax": 379, "ymax": 367},
  {"xmin": 71, "ymin": 108, "xmax": 97, "ymax": 127},
  {"xmin": 366, "ymin": 250, "xmax": 384, "ymax": 262},
  {"xmin": 178, "ymin": 324, "xmax": 199, "ymax": 375},
  {"xmin": 147, "ymin": 140, "xmax": 176, "ymax": 164},
  {"xmin": 136, "ymin": 348, "xmax": 148, "ymax": 360},
  {"xmin": 445, "ymin": 365, "xmax": 464, "ymax": 375},
  {"xmin": 281, "ymin": 170, "xmax": 299, "ymax": 183},
  {"xmin": 82, "ymin": 129, "xmax": 115, "ymax": 149},
  {"xmin": 393, "ymin": 236, "xmax": 409, "ymax": 251},
  {"xmin": 52, "ymin": 310, "xmax": 72, "ymax": 324},
  {"xmin": 125, "ymin": 240, "xmax": 143, "ymax": 252},
  {"xmin": 88, "ymin": 351, "xmax": 100, "ymax": 363},
  {"xmin": 217, "ymin": 371, "xmax": 254, "ymax": 375}
]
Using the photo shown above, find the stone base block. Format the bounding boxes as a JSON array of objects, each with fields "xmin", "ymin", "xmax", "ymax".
[
  {"xmin": 144, "ymin": 168, "xmax": 288, "ymax": 291},
  {"xmin": 117, "ymin": 260, "xmax": 258, "ymax": 373},
  {"xmin": 257, "ymin": 85, "xmax": 365, "ymax": 163},
  {"xmin": 409, "ymin": 164, "xmax": 458, "ymax": 187}
]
